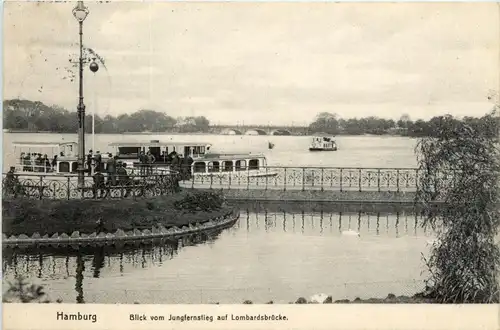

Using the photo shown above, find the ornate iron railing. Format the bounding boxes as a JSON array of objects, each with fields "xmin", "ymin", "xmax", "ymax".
[
  {"xmin": 2, "ymin": 173, "xmax": 180, "ymax": 200},
  {"xmin": 2, "ymin": 167, "xmax": 423, "ymax": 200},
  {"xmin": 182, "ymin": 166, "xmax": 420, "ymax": 192}
]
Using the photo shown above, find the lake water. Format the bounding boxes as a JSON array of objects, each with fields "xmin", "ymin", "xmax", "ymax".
[
  {"xmin": 3, "ymin": 133, "xmax": 418, "ymax": 169},
  {"xmin": 2, "ymin": 133, "xmax": 426, "ymax": 303},
  {"xmin": 2, "ymin": 205, "xmax": 433, "ymax": 304}
]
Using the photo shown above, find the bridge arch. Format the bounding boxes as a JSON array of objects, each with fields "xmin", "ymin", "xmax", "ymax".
[
  {"xmin": 222, "ymin": 129, "xmax": 242, "ymax": 135},
  {"xmin": 245, "ymin": 129, "xmax": 268, "ymax": 135},
  {"xmin": 271, "ymin": 129, "xmax": 292, "ymax": 136}
]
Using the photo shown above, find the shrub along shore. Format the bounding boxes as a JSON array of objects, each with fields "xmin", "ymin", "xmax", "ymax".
[
  {"xmin": 2, "ymin": 191, "xmax": 232, "ymax": 236},
  {"xmin": 4, "ymin": 275, "xmax": 437, "ymax": 304},
  {"xmin": 241, "ymin": 293, "xmax": 435, "ymax": 304}
]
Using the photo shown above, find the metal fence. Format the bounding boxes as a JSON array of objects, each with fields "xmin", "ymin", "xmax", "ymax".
[
  {"xmin": 1, "ymin": 173, "xmax": 180, "ymax": 200},
  {"xmin": 2, "ymin": 167, "xmax": 422, "ymax": 200},
  {"xmin": 183, "ymin": 166, "xmax": 420, "ymax": 192}
]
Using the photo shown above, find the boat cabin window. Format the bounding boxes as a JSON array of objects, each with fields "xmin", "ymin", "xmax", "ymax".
[
  {"xmin": 223, "ymin": 161, "xmax": 233, "ymax": 172},
  {"xmin": 192, "ymin": 146, "xmax": 205, "ymax": 157},
  {"xmin": 60, "ymin": 144, "xmax": 76, "ymax": 157},
  {"xmin": 71, "ymin": 162, "xmax": 78, "ymax": 173},
  {"xmin": 248, "ymin": 159, "xmax": 260, "ymax": 170},
  {"xmin": 208, "ymin": 161, "xmax": 220, "ymax": 173},
  {"xmin": 184, "ymin": 146, "xmax": 191, "ymax": 156},
  {"xmin": 59, "ymin": 162, "xmax": 70, "ymax": 173},
  {"xmin": 193, "ymin": 162, "xmax": 206, "ymax": 173},
  {"xmin": 235, "ymin": 160, "xmax": 246, "ymax": 171},
  {"xmin": 118, "ymin": 147, "xmax": 141, "ymax": 157}
]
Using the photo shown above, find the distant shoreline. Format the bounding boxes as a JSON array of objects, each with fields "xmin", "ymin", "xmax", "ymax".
[{"xmin": 3, "ymin": 129, "xmax": 409, "ymax": 138}]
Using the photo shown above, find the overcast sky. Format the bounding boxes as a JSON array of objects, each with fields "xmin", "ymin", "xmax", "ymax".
[{"xmin": 3, "ymin": 2, "xmax": 499, "ymax": 125}]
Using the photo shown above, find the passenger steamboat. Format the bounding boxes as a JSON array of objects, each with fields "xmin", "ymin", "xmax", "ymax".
[{"xmin": 308, "ymin": 136, "xmax": 338, "ymax": 151}]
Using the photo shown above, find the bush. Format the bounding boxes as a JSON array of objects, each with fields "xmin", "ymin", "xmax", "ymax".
[
  {"xmin": 415, "ymin": 111, "xmax": 500, "ymax": 303},
  {"xmin": 174, "ymin": 190, "xmax": 225, "ymax": 212},
  {"xmin": 3, "ymin": 276, "xmax": 61, "ymax": 303}
]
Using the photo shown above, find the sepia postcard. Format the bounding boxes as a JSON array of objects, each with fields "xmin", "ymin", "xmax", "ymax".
[{"xmin": 2, "ymin": 1, "xmax": 500, "ymax": 330}]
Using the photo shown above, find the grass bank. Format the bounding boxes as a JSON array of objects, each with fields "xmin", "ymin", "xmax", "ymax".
[{"xmin": 2, "ymin": 191, "xmax": 234, "ymax": 236}]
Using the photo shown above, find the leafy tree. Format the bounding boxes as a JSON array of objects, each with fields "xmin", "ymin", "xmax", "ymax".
[
  {"xmin": 309, "ymin": 112, "xmax": 340, "ymax": 135},
  {"xmin": 397, "ymin": 114, "xmax": 412, "ymax": 129},
  {"xmin": 2, "ymin": 99, "xmax": 213, "ymax": 133},
  {"xmin": 415, "ymin": 110, "xmax": 500, "ymax": 303}
]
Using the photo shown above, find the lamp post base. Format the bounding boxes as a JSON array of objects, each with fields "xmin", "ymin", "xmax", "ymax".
[{"xmin": 77, "ymin": 166, "xmax": 86, "ymax": 188}]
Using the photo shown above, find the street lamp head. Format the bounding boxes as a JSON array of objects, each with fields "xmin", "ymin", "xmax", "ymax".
[
  {"xmin": 73, "ymin": 1, "xmax": 89, "ymax": 22},
  {"xmin": 89, "ymin": 60, "xmax": 99, "ymax": 73}
]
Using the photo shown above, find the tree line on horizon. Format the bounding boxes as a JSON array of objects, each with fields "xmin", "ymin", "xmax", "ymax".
[
  {"xmin": 308, "ymin": 111, "xmax": 499, "ymax": 138},
  {"xmin": 3, "ymin": 99, "xmax": 498, "ymax": 137},
  {"xmin": 2, "ymin": 99, "xmax": 210, "ymax": 134}
]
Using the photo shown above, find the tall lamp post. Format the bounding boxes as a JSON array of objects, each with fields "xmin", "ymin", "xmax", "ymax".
[{"xmin": 73, "ymin": 1, "xmax": 89, "ymax": 187}]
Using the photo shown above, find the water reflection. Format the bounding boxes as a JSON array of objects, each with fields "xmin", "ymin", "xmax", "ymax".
[
  {"xmin": 3, "ymin": 207, "xmax": 432, "ymax": 304},
  {"xmin": 233, "ymin": 208, "xmax": 426, "ymax": 238}
]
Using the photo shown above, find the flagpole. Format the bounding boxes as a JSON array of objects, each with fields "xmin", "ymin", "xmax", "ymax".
[{"xmin": 92, "ymin": 89, "xmax": 96, "ymax": 152}]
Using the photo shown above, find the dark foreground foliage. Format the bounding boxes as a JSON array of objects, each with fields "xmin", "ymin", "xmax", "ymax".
[
  {"xmin": 174, "ymin": 190, "xmax": 225, "ymax": 212},
  {"xmin": 2, "ymin": 190, "xmax": 232, "ymax": 236},
  {"xmin": 2, "ymin": 276, "xmax": 61, "ymax": 303},
  {"xmin": 415, "ymin": 111, "xmax": 500, "ymax": 303}
]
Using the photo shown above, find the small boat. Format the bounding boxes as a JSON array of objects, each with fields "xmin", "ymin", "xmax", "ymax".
[
  {"xmin": 268, "ymin": 142, "xmax": 275, "ymax": 150},
  {"xmin": 309, "ymin": 136, "xmax": 337, "ymax": 151}
]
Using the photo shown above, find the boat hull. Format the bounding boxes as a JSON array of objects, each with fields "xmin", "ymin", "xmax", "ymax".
[
  {"xmin": 309, "ymin": 148, "xmax": 337, "ymax": 151},
  {"xmin": 194, "ymin": 171, "xmax": 279, "ymax": 179}
]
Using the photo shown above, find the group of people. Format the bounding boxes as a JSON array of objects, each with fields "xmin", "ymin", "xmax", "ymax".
[
  {"xmin": 91, "ymin": 158, "xmax": 131, "ymax": 199},
  {"xmin": 20, "ymin": 152, "xmax": 57, "ymax": 172},
  {"xmin": 163, "ymin": 151, "xmax": 194, "ymax": 180}
]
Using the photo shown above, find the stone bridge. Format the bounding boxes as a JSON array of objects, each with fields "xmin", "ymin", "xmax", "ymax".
[{"xmin": 208, "ymin": 125, "xmax": 309, "ymax": 136}]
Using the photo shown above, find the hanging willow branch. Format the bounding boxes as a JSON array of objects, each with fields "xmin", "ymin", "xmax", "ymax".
[{"xmin": 415, "ymin": 111, "xmax": 500, "ymax": 303}]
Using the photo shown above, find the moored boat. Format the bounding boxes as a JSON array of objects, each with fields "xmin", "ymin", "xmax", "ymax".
[
  {"xmin": 109, "ymin": 140, "xmax": 278, "ymax": 180},
  {"xmin": 8, "ymin": 141, "xmax": 99, "ymax": 181},
  {"xmin": 109, "ymin": 140, "xmax": 212, "ymax": 175}
]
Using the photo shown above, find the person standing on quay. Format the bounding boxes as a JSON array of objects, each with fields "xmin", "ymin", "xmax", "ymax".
[
  {"xmin": 43, "ymin": 154, "xmax": 51, "ymax": 173},
  {"xmin": 94, "ymin": 151, "xmax": 102, "ymax": 172},
  {"xmin": 5, "ymin": 166, "xmax": 21, "ymax": 197},
  {"xmin": 181, "ymin": 153, "xmax": 194, "ymax": 180},
  {"xmin": 106, "ymin": 153, "xmax": 117, "ymax": 186},
  {"xmin": 92, "ymin": 170, "xmax": 106, "ymax": 199},
  {"xmin": 86, "ymin": 150, "xmax": 93, "ymax": 176},
  {"xmin": 35, "ymin": 153, "xmax": 43, "ymax": 172},
  {"xmin": 138, "ymin": 151, "xmax": 146, "ymax": 175},
  {"xmin": 146, "ymin": 151, "xmax": 155, "ymax": 175},
  {"xmin": 51, "ymin": 155, "xmax": 58, "ymax": 171},
  {"xmin": 116, "ymin": 162, "xmax": 131, "ymax": 198}
]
